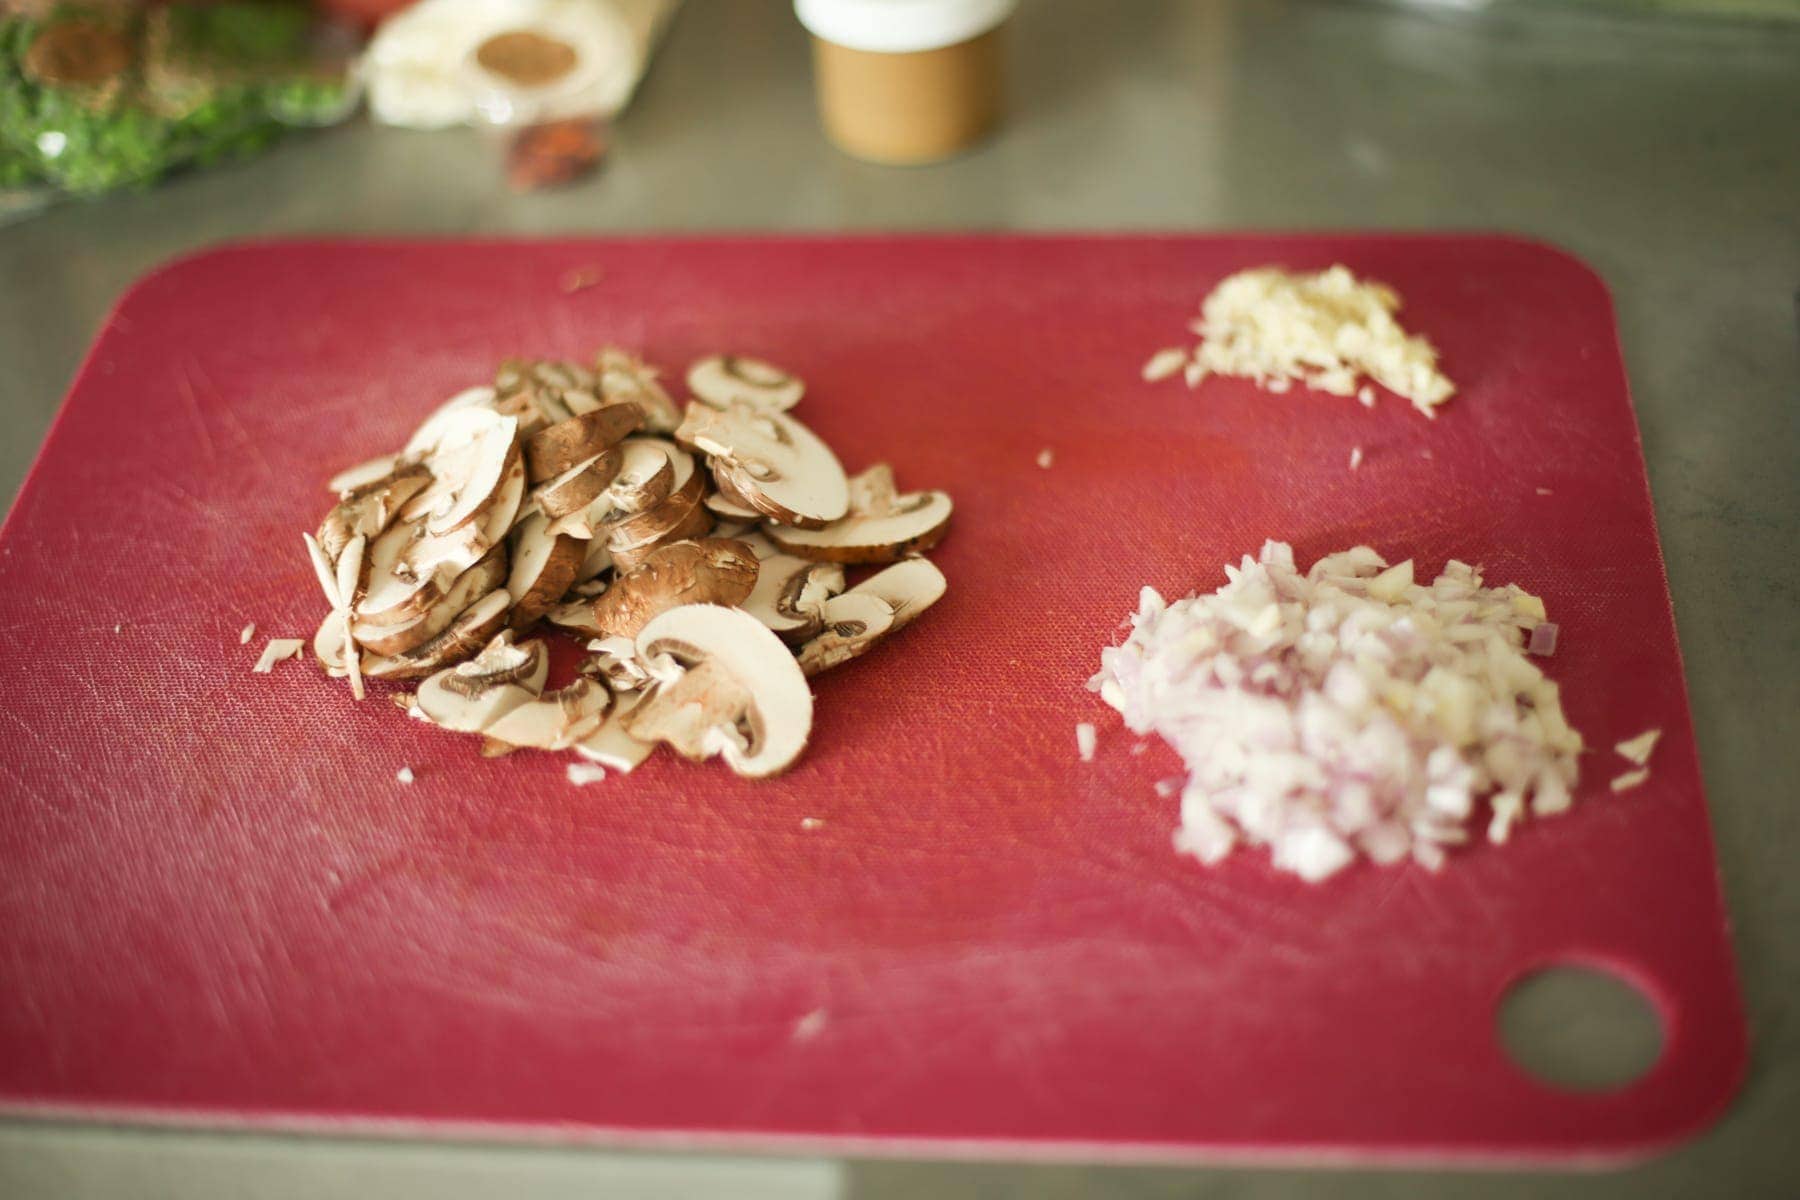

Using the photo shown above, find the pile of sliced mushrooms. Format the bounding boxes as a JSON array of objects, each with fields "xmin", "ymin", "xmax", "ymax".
[{"xmin": 301, "ymin": 350, "xmax": 952, "ymax": 778}]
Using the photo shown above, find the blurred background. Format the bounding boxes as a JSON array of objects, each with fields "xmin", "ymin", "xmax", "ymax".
[{"xmin": 2, "ymin": 1, "xmax": 1797, "ymax": 1197}]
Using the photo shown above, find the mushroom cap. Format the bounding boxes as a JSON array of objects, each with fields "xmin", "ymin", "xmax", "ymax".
[
  {"xmin": 686, "ymin": 354, "xmax": 805, "ymax": 412},
  {"xmin": 365, "ymin": 588, "xmax": 515, "ymax": 681},
  {"xmin": 507, "ymin": 509, "xmax": 587, "ymax": 629},
  {"xmin": 524, "ymin": 403, "xmax": 643, "ymax": 482},
  {"xmin": 632, "ymin": 604, "xmax": 814, "ymax": 778},
  {"xmin": 766, "ymin": 463, "xmax": 952, "ymax": 563},
  {"xmin": 588, "ymin": 537, "xmax": 760, "ymax": 639},
  {"xmin": 352, "ymin": 545, "xmax": 507, "ymax": 657},
  {"xmin": 675, "ymin": 403, "xmax": 849, "ymax": 529},
  {"xmin": 534, "ymin": 446, "xmax": 622, "ymax": 518}
]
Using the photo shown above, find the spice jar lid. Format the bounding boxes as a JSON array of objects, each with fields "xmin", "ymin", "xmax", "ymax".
[{"xmin": 795, "ymin": 0, "xmax": 1017, "ymax": 55}]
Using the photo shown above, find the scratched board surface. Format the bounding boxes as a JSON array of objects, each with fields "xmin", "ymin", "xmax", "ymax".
[{"xmin": 0, "ymin": 237, "xmax": 1743, "ymax": 1163}]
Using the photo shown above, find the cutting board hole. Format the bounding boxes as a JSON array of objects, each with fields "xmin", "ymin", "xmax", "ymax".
[{"xmin": 1498, "ymin": 965, "xmax": 1664, "ymax": 1092}]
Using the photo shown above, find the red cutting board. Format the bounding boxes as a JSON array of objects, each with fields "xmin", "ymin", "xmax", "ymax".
[{"xmin": 0, "ymin": 236, "xmax": 1743, "ymax": 1164}]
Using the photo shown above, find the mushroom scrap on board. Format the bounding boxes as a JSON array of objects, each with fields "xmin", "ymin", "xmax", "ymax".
[{"xmin": 300, "ymin": 350, "xmax": 953, "ymax": 778}]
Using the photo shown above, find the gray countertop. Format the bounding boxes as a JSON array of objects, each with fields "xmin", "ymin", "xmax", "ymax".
[{"xmin": 2, "ymin": 2, "xmax": 1797, "ymax": 1197}]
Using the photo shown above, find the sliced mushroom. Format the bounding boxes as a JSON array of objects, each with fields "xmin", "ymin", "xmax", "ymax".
[
  {"xmin": 327, "ymin": 453, "xmax": 407, "ymax": 496},
  {"xmin": 674, "ymin": 402, "xmax": 848, "ymax": 529},
  {"xmin": 571, "ymin": 690, "xmax": 657, "ymax": 772},
  {"xmin": 575, "ymin": 535, "xmax": 612, "ymax": 585},
  {"xmin": 357, "ymin": 523, "xmax": 472, "ymax": 629},
  {"xmin": 483, "ymin": 678, "xmax": 613, "ymax": 751},
  {"xmin": 847, "ymin": 556, "xmax": 947, "ymax": 631},
  {"xmin": 364, "ymin": 589, "xmax": 514, "ymax": 681},
  {"xmin": 792, "ymin": 560, "xmax": 946, "ymax": 676},
  {"xmin": 413, "ymin": 634, "xmax": 549, "ymax": 731},
  {"xmin": 403, "ymin": 386, "xmax": 498, "ymax": 456},
  {"xmin": 492, "ymin": 384, "xmax": 570, "ymax": 437},
  {"xmin": 317, "ymin": 460, "xmax": 433, "ymax": 563},
  {"xmin": 604, "ymin": 461, "xmax": 708, "ymax": 560},
  {"xmin": 546, "ymin": 598, "xmax": 606, "ymax": 638},
  {"xmin": 597, "ymin": 347, "xmax": 681, "ymax": 433},
  {"xmin": 523, "ymin": 404, "xmax": 642, "ymax": 483},
  {"xmin": 533, "ymin": 446, "xmax": 622, "ymax": 519},
  {"xmin": 421, "ymin": 412, "xmax": 521, "ymax": 536},
  {"xmin": 498, "ymin": 357, "xmax": 595, "ymax": 396},
  {"xmin": 608, "ymin": 492, "xmax": 714, "ymax": 572},
  {"xmin": 546, "ymin": 438, "xmax": 679, "ymax": 538},
  {"xmin": 765, "ymin": 464, "xmax": 951, "ymax": 563},
  {"xmin": 623, "ymin": 604, "xmax": 813, "ymax": 778},
  {"xmin": 506, "ymin": 510, "xmax": 586, "ymax": 629},
  {"xmin": 686, "ymin": 355, "xmax": 805, "ymax": 413},
  {"xmin": 587, "ymin": 538, "xmax": 760, "ymax": 640},
  {"xmin": 582, "ymin": 634, "xmax": 652, "ymax": 690},
  {"xmin": 741, "ymin": 554, "xmax": 845, "ymax": 644},
  {"xmin": 313, "ymin": 610, "xmax": 366, "ymax": 677},
  {"xmin": 797, "ymin": 592, "xmax": 897, "ymax": 677},
  {"xmin": 351, "ymin": 545, "xmax": 507, "ymax": 657},
  {"xmin": 703, "ymin": 473, "xmax": 764, "ymax": 522}
]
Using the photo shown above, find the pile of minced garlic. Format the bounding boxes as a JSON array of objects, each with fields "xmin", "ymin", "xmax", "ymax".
[
  {"xmin": 1091, "ymin": 542, "xmax": 1581, "ymax": 881},
  {"xmin": 1143, "ymin": 266, "xmax": 1456, "ymax": 417}
]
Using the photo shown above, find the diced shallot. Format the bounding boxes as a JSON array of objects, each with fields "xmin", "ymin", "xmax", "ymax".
[{"xmin": 1091, "ymin": 542, "xmax": 1586, "ymax": 881}]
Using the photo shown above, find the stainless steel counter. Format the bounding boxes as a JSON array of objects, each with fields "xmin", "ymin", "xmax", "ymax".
[{"xmin": 3, "ymin": 2, "xmax": 1797, "ymax": 1196}]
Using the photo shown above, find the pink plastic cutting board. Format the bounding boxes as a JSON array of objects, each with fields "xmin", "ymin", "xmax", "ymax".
[{"xmin": 0, "ymin": 236, "xmax": 1744, "ymax": 1164}]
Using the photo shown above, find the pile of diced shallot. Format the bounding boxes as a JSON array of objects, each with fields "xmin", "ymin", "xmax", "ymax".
[{"xmin": 1091, "ymin": 541, "xmax": 1582, "ymax": 881}]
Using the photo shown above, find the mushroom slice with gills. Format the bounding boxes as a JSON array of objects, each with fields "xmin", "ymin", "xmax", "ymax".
[
  {"xmin": 482, "ymin": 678, "xmax": 613, "ymax": 752},
  {"xmin": 422, "ymin": 412, "xmax": 521, "ymax": 536},
  {"xmin": 582, "ymin": 634, "xmax": 652, "ymax": 691},
  {"xmin": 507, "ymin": 510, "xmax": 586, "ymax": 630},
  {"xmin": 413, "ymin": 634, "xmax": 549, "ymax": 732},
  {"xmin": 572, "ymin": 690, "xmax": 657, "ymax": 773},
  {"xmin": 403, "ymin": 386, "xmax": 499, "ymax": 456},
  {"xmin": 624, "ymin": 605, "xmax": 813, "ymax": 778},
  {"xmin": 534, "ymin": 446, "xmax": 622, "ymax": 520},
  {"xmin": 351, "ymin": 545, "xmax": 507, "ymax": 657},
  {"xmin": 364, "ymin": 589, "xmax": 514, "ymax": 682},
  {"xmin": 597, "ymin": 347, "xmax": 682, "ymax": 434},
  {"xmin": 317, "ymin": 461, "xmax": 433, "ymax": 563},
  {"xmin": 524, "ymin": 404, "xmax": 643, "ymax": 483},
  {"xmin": 765, "ymin": 464, "xmax": 952, "ymax": 564},
  {"xmin": 847, "ymin": 556, "xmax": 947, "ymax": 631},
  {"xmin": 797, "ymin": 591, "xmax": 897, "ymax": 677},
  {"xmin": 742, "ymin": 554, "xmax": 845, "ymax": 644},
  {"xmin": 587, "ymin": 538, "xmax": 759, "ymax": 640},
  {"xmin": 686, "ymin": 354, "xmax": 805, "ymax": 413},
  {"xmin": 674, "ymin": 402, "xmax": 848, "ymax": 529}
]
